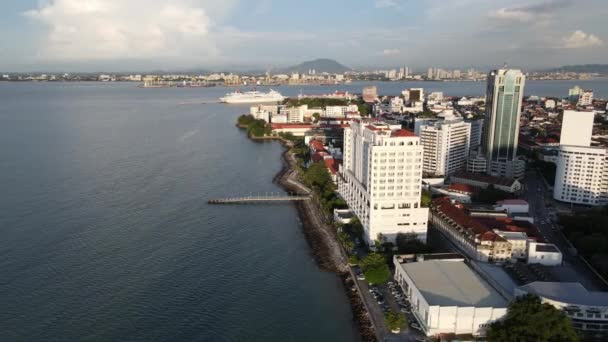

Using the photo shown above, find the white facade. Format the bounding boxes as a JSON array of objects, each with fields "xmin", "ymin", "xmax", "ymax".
[
  {"xmin": 578, "ymin": 90, "xmax": 594, "ymax": 106},
  {"xmin": 553, "ymin": 145, "xmax": 608, "ymax": 206},
  {"xmin": 279, "ymin": 106, "xmax": 305, "ymax": 123},
  {"xmin": 516, "ymin": 282, "xmax": 608, "ymax": 335},
  {"xmin": 527, "ymin": 242, "xmax": 563, "ymax": 266},
  {"xmin": 324, "ymin": 105, "xmax": 358, "ymax": 118},
  {"xmin": 393, "ymin": 256, "xmax": 508, "ymax": 337},
  {"xmin": 560, "ymin": 110, "xmax": 595, "ymax": 147},
  {"xmin": 495, "ymin": 230, "xmax": 528, "ymax": 260},
  {"xmin": 338, "ymin": 120, "xmax": 429, "ymax": 244},
  {"xmin": 466, "ymin": 119, "xmax": 484, "ymax": 151},
  {"xmin": 420, "ymin": 118, "xmax": 471, "ymax": 176}
]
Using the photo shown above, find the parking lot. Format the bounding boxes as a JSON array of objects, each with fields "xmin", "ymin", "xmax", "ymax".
[{"xmin": 352, "ymin": 266, "xmax": 427, "ymax": 342}]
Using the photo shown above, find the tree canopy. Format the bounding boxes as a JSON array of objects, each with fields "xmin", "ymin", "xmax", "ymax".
[
  {"xmin": 395, "ymin": 233, "xmax": 432, "ymax": 254},
  {"xmin": 385, "ymin": 310, "xmax": 406, "ymax": 331},
  {"xmin": 237, "ymin": 114, "xmax": 270, "ymax": 137},
  {"xmin": 304, "ymin": 162, "xmax": 333, "ymax": 190},
  {"xmin": 486, "ymin": 294, "xmax": 579, "ymax": 342},
  {"xmin": 283, "ymin": 98, "xmax": 348, "ymax": 108},
  {"xmin": 360, "ymin": 253, "xmax": 390, "ymax": 284}
]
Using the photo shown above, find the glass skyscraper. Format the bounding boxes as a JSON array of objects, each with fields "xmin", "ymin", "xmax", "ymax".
[{"xmin": 482, "ymin": 69, "xmax": 526, "ymax": 178}]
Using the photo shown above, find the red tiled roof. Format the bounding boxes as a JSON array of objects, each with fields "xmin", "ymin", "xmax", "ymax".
[
  {"xmin": 432, "ymin": 197, "xmax": 490, "ymax": 236},
  {"xmin": 391, "ymin": 129, "xmax": 416, "ymax": 137},
  {"xmin": 449, "ymin": 183, "xmax": 477, "ymax": 194},
  {"xmin": 309, "ymin": 139, "xmax": 326, "ymax": 152},
  {"xmin": 324, "ymin": 158, "xmax": 338, "ymax": 174},
  {"xmin": 271, "ymin": 124, "xmax": 314, "ymax": 129},
  {"xmin": 311, "ymin": 151, "xmax": 330, "ymax": 163}
]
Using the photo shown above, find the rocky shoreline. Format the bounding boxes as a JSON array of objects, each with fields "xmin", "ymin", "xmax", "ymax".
[
  {"xmin": 272, "ymin": 140, "xmax": 377, "ymax": 342},
  {"xmin": 236, "ymin": 123, "xmax": 377, "ymax": 341}
]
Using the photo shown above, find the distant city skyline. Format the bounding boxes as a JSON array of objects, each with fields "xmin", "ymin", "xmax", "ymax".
[{"xmin": 1, "ymin": 0, "xmax": 607, "ymax": 71}]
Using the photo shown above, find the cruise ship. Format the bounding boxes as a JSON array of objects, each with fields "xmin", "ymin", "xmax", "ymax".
[{"xmin": 219, "ymin": 89, "xmax": 285, "ymax": 104}]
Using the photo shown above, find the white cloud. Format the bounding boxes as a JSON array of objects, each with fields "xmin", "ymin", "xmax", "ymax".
[
  {"xmin": 490, "ymin": 7, "xmax": 535, "ymax": 23},
  {"xmin": 24, "ymin": 0, "xmax": 219, "ymax": 61},
  {"xmin": 382, "ymin": 48, "xmax": 400, "ymax": 56},
  {"xmin": 375, "ymin": 0, "xmax": 398, "ymax": 9},
  {"xmin": 488, "ymin": 0, "xmax": 572, "ymax": 25},
  {"xmin": 562, "ymin": 30, "xmax": 603, "ymax": 49}
]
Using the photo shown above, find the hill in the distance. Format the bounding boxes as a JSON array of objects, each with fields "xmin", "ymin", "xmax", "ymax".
[
  {"xmin": 281, "ymin": 58, "xmax": 351, "ymax": 74},
  {"xmin": 548, "ymin": 64, "xmax": 608, "ymax": 74}
]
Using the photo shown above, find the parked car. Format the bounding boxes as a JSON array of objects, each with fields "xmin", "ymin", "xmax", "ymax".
[
  {"xmin": 410, "ymin": 323, "xmax": 421, "ymax": 330},
  {"xmin": 400, "ymin": 307, "xmax": 410, "ymax": 313}
]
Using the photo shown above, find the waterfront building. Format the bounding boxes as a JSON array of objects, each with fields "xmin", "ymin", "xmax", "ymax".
[
  {"xmin": 578, "ymin": 90, "xmax": 594, "ymax": 107},
  {"xmin": 569, "ymin": 85, "xmax": 583, "ymax": 103},
  {"xmin": 482, "ymin": 69, "xmax": 526, "ymax": 179},
  {"xmin": 554, "ymin": 110, "xmax": 608, "ymax": 206},
  {"xmin": 407, "ymin": 88, "xmax": 424, "ymax": 103},
  {"xmin": 420, "ymin": 112, "xmax": 471, "ymax": 177},
  {"xmin": 338, "ymin": 120, "xmax": 429, "ymax": 244},
  {"xmin": 427, "ymin": 92, "xmax": 443, "ymax": 102},
  {"xmin": 515, "ymin": 282, "xmax": 608, "ymax": 337},
  {"xmin": 393, "ymin": 254, "xmax": 508, "ymax": 337},
  {"xmin": 362, "ymin": 86, "xmax": 378, "ymax": 103},
  {"xmin": 324, "ymin": 105, "xmax": 359, "ymax": 118}
]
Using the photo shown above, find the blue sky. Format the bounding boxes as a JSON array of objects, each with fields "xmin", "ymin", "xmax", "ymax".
[{"xmin": 1, "ymin": 0, "xmax": 607, "ymax": 71}]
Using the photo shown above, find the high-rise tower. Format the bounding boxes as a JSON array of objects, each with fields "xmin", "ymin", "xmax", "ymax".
[{"xmin": 482, "ymin": 68, "xmax": 526, "ymax": 178}]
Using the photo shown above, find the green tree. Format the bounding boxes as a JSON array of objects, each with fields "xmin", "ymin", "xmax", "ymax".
[
  {"xmin": 385, "ymin": 310, "xmax": 406, "ymax": 331},
  {"xmin": 487, "ymin": 294, "xmax": 579, "ymax": 342},
  {"xmin": 312, "ymin": 112, "xmax": 321, "ymax": 122},
  {"xmin": 396, "ymin": 233, "xmax": 432, "ymax": 254},
  {"xmin": 421, "ymin": 190, "xmax": 432, "ymax": 207},
  {"xmin": 237, "ymin": 114, "xmax": 255, "ymax": 126},
  {"xmin": 360, "ymin": 253, "xmax": 390, "ymax": 284},
  {"xmin": 358, "ymin": 104, "xmax": 370, "ymax": 116},
  {"xmin": 304, "ymin": 162, "xmax": 332, "ymax": 189}
]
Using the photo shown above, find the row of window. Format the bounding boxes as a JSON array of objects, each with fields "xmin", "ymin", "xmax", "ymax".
[{"xmin": 374, "ymin": 152, "xmax": 422, "ymax": 157}]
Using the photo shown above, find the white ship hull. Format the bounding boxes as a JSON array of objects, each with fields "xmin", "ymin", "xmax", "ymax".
[
  {"xmin": 220, "ymin": 89, "xmax": 285, "ymax": 104},
  {"xmin": 220, "ymin": 96, "xmax": 285, "ymax": 104}
]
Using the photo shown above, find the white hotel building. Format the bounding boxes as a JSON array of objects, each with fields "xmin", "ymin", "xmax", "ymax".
[
  {"xmin": 420, "ymin": 112, "xmax": 471, "ymax": 177},
  {"xmin": 338, "ymin": 120, "xmax": 429, "ymax": 244},
  {"xmin": 553, "ymin": 111, "xmax": 608, "ymax": 206}
]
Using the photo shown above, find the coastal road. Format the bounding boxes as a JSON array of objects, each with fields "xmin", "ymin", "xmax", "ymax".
[{"xmin": 524, "ymin": 169, "xmax": 608, "ymax": 291}]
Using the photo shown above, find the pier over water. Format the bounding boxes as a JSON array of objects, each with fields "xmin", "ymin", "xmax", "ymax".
[{"xmin": 208, "ymin": 194, "xmax": 310, "ymax": 204}]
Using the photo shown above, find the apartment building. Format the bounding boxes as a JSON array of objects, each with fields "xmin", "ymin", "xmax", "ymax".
[{"xmin": 420, "ymin": 113, "xmax": 471, "ymax": 177}]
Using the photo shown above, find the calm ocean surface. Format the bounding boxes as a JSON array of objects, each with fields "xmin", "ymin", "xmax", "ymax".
[{"xmin": 0, "ymin": 79, "xmax": 605, "ymax": 341}]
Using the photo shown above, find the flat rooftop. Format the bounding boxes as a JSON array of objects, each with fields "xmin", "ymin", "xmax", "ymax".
[
  {"xmin": 399, "ymin": 260, "xmax": 508, "ymax": 308},
  {"xmin": 518, "ymin": 282, "xmax": 608, "ymax": 307},
  {"xmin": 535, "ymin": 244, "xmax": 560, "ymax": 253}
]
